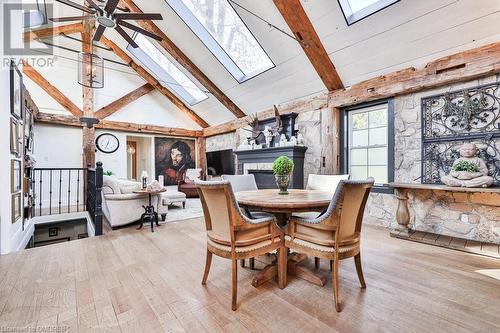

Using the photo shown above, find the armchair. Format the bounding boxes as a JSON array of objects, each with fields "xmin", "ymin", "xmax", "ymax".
[
  {"xmin": 178, "ymin": 168, "xmax": 205, "ymax": 198},
  {"xmin": 101, "ymin": 176, "xmax": 168, "ymax": 228},
  {"xmin": 195, "ymin": 179, "xmax": 285, "ymax": 311},
  {"xmin": 284, "ymin": 178, "xmax": 374, "ymax": 312}
]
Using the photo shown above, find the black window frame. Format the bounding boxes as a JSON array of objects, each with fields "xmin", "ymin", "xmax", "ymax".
[
  {"xmin": 340, "ymin": 98, "xmax": 395, "ymax": 194},
  {"xmin": 337, "ymin": 0, "xmax": 401, "ymax": 26}
]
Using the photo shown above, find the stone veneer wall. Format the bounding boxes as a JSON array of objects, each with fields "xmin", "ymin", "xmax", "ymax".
[{"xmin": 206, "ymin": 78, "xmax": 500, "ymax": 243}]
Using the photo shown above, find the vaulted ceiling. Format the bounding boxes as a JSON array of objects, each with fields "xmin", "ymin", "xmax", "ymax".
[{"xmin": 23, "ymin": 0, "xmax": 500, "ymax": 130}]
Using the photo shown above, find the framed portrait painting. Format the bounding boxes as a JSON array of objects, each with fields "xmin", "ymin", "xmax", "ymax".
[
  {"xmin": 155, "ymin": 138, "xmax": 196, "ymax": 185},
  {"xmin": 10, "ymin": 60, "xmax": 23, "ymax": 120}
]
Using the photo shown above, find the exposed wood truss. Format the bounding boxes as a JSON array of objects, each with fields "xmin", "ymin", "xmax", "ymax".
[
  {"xmin": 273, "ymin": 0, "xmax": 343, "ymax": 91},
  {"xmin": 23, "ymin": 23, "xmax": 84, "ymax": 42},
  {"xmin": 35, "ymin": 112, "xmax": 203, "ymax": 138},
  {"xmin": 82, "ymin": 20, "xmax": 96, "ymax": 167},
  {"xmin": 22, "ymin": 61, "xmax": 83, "ymax": 117},
  {"xmin": 100, "ymin": 36, "xmax": 210, "ymax": 128},
  {"xmin": 119, "ymin": 0, "xmax": 246, "ymax": 118},
  {"xmin": 329, "ymin": 41, "xmax": 500, "ymax": 108},
  {"xmin": 94, "ymin": 83, "xmax": 154, "ymax": 119}
]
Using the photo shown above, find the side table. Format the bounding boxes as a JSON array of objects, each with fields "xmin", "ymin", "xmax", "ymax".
[{"xmin": 133, "ymin": 189, "xmax": 166, "ymax": 232}]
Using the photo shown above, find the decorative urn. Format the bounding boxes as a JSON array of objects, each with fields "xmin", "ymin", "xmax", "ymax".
[{"xmin": 272, "ymin": 156, "xmax": 294, "ymax": 195}]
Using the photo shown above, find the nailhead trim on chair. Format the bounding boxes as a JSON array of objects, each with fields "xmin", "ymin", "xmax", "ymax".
[
  {"xmin": 285, "ymin": 236, "xmax": 359, "ymax": 253},
  {"xmin": 208, "ymin": 237, "xmax": 281, "ymax": 253}
]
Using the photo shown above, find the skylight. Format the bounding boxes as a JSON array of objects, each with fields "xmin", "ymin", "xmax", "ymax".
[
  {"xmin": 127, "ymin": 33, "xmax": 208, "ymax": 106},
  {"xmin": 338, "ymin": 0, "xmax": 400, "ymax": 25},
  {"xmin": 165, "ymin": 0, "xmax": 275, "ymax": 83}
]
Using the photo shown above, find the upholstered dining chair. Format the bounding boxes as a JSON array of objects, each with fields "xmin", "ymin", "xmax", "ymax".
[
  {"xmin": 306, "ymin": 174, "xmax": 350, "ymax": 193},
  {"xmin": 195, "ymin": 179, "xmax": 285, "ymax": 311},
  {"xmin": 221, "ymin": 174, "xmax": 261, "ymax": 269},
  {"xmin": 282, "ymin": 178, "xmax": 374, "ymax": 312}
]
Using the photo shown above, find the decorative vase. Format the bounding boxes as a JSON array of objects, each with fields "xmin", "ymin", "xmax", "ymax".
[{"xmin": 275, "ymin": 174, "xmax": 291, "ymax": 195}]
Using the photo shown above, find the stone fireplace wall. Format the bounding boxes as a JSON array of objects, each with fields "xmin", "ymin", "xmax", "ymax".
[{"xmin": 205, "ymin": 76, "xmax": 500, "ymax": 243}]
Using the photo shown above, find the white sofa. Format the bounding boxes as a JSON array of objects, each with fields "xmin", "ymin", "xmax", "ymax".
[{"xmin": 101, "ymin": 176, "xmax": 168, "ymax": 228}]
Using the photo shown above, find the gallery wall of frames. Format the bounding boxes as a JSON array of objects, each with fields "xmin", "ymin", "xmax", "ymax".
[{"xmin": 9, "ymin": 60, "xmax": 38, "ymax": 230}]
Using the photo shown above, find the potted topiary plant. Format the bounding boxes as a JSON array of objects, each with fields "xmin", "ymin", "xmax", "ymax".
[{"xmin": 272, "ymin": 156, "xmax": 294, "ymax": 195}]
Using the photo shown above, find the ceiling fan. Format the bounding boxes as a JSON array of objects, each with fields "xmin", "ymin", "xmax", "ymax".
[{"xmin": 49, "ymin": 0, "xmax": 163, "ymax": 47}]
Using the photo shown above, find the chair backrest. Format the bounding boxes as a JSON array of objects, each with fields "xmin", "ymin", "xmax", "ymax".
[
  {"xmin": 306, "ymin": 174, "xmax": 350, "ymax": 193},
  {"xmin": 195, "ymin": 180, "xmax": 240, "ymax": 242},
  {"xmin": 334, "ymin": 179, "xmax": 374, "ymax": 242},
  {"xmin": 221, "ymin": 174, "xmax": 258, "ymax": 192}
]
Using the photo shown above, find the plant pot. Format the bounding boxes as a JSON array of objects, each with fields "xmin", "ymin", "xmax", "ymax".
[{"xmin": 275, "ymin": 174, "xmax": 291, "ymax": 195}]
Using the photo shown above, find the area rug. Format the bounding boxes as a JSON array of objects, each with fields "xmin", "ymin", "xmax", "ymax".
[{"xmin": 165, "ymin": 198, "xmax": 203, "ymax": 222}]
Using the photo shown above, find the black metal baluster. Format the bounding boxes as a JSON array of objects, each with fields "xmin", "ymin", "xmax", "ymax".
[
  {"xmin": 69, "ymin": 170, "xmax": 72, "ymax": 212},
  {"xmin": 76, "ymin": 170, "xmax": 80, "ymax": 212},
  {"xmin": 49, "ymin": 170, "xmax": 53, "ymax": 215},
  {"xmin": 39, "ymin": 169, "xmax": 43, "ymax": 216},
  {"xmin": 32, "ymin": 170, "xmax": 36, "ymax": 217},
  {"xmin": 58, "ymin": 170, "xmax": 62, "ymax": 214}
]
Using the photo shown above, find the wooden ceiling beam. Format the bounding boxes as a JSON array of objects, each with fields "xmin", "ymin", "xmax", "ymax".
[
  {"xmin": 100, "ymin": 36, "xmax": 210, "ymax": 128},
  {"xmin": 329, "ymin": 41, "xmax": 500, "ymax": 108},
  {"xmin": 35, "ymin": 112, "xmax": 203, "ymax": 138},
  {"xmin": 24, "ymin": 22, "xmax": 84, "ymax": 42},
  {"xmin": 119, "ymin": 0, "xmax": 246, "ymax": 118},
  {"xmin": 94, "ymin": 83, "xmax": 154, "ymax": 119},
  {"xmin": 273, "ymin": 0, "xmax": 343, "ymax": 91},
  {"xmin": 22, "ymin": 61, "xmax": 83, "ymax": 117}
]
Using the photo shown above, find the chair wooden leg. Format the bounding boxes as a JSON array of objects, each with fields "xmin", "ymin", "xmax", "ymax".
[
  {"xmin": 231, "ymin": 258, "xmax": 238, "ymax": 311},
  {"xmin": 249, "ymin": 258, "xmax": 255, "ymax": 270},
  {"xmin": 354, "ymin": 253, "xmax": 366, "ymax": 289},
  {"xmin": 201, "ymin": 249, "xmax": 212, "ymax": 285},
  {"xmin": 314, "ymin": 257, "xmax": 320, "ymax": 269},
  {"xmin": 278, "ymin": 247, "xmax": 287, "ymax": 289},
  {"xmin": 330, "ymin": 260, "xmax": 333, "ymax": 272},
  {"xmin": 240, "ymin": 259, "xmax": 245, "ymax": 268},
  {"xmin": 332, "ymin": 257, "xmax": 341, "ymax": 312}
]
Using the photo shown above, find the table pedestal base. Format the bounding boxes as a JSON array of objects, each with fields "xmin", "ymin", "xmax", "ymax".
[{"xmin": 250, "ymin": 253, "xmax": 326, "ymax": 288}]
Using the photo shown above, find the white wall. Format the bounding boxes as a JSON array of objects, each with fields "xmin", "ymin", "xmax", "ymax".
[{"xmin": 34, "ymin": 123, "xmax": 83, "ymax": 167}]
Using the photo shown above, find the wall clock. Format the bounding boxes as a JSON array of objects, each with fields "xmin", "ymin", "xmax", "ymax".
[{"xmin": 96, "ymin": 133, "xmax": 119, "ymax": 154}]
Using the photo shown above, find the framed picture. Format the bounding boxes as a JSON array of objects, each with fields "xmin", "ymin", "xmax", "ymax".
[
  {"xmin": 10, "ymin": 118, "xmax": 20, "ymax": 156},
  {"xmin": 24, "ymin": 109, "xmax": 32, "ymax": 138},
  {"xmin": 11, "ymin": 160, "xmax": 21, "ymax": 193},
  {"xmin": 10, "ymin": 60, "xmax": 23, "ymax": 120},
  {"xmin": 49, "ymin": 227, "xmax": 59, "ymax": 237},
  {"xmin": 11, "ymin": 193, "xmax": 21, "ymax": 224},
  {"xmin": 155, "ymin": 137, "xmax": 196, "ymax": 185}
]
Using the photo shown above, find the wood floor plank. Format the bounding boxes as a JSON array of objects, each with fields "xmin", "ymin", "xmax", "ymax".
[{"xmin": 0, "ymin": 218, "xmax": 499, "ymax": 333}]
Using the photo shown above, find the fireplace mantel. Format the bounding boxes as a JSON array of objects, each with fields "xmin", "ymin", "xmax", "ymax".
[{"xmin": 234, "ymin": 146, "xmax": 307, "ymax": 189}]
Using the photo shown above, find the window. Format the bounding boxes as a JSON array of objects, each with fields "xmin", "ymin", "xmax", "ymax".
[
  {"xmin": 337, "ymin": 0, "xmax": 400, "ymax": 25},
  {"xmin": 127, "ymin": 33, "xmax": 208, "ymax": 105},
  {"xmin": 165, "ymin": 0, "xmax": 274, "ymax": 83},
  {"xmin": 342, "ymin": 100, "xmax": 394, "ymax": 192}
]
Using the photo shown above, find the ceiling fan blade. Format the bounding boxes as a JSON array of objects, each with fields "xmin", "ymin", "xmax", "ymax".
[
  {"xmin": 85, "ymin": 0, "xmax": 102, "ymax": 13},
  {"xmin": 104, "ymin": 0, "xmax": 120, "ymax": 14},
  {"xmin": 115, "ymin": 25, "xmax": 138, "ymax": 48},
  {"xmin": 114, "ymin": 13, "xmax": 163, "ymax": 21},
  {"xmin": 93, "ymin": 24, "xmax": 106, "ymax": 42},
  {"xmin": 50, "ymin": 15, "xmax": 94, "ymax": 22},
  {"xmin": 54, "ymin": 0, "xmax": 94, "ymax": 14},
  {"xmin": 117, "ymin": 20, "xmax": 162, "ymax": 41}
]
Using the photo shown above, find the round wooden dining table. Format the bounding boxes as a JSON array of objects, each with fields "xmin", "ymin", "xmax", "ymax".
[
  {"xmin": 235, "ymin": 189, "xmax": 333, "ymax": 288},
  {"xmin": 236, "ymin": 189, "xmax": 332, "ymax": 225}
]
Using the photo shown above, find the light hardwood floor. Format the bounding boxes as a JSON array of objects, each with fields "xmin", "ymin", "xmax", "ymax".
[{"xmin": 1, "ymin": 218, "xmax": 499, "ymax": 333}]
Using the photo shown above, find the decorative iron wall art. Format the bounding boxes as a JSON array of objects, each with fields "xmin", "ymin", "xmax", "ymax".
[{"xmin": 421, "ymin": 82, "xmax": 500, "ymax": 185}]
